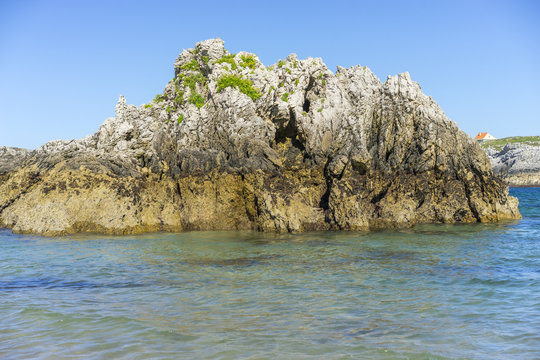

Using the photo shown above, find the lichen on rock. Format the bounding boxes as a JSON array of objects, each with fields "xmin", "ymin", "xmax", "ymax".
[{"xmin": 0, "ymin": 38, "xmax": 520, "ymax": 235}]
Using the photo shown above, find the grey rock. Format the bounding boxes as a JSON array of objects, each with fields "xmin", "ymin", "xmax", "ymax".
[
  {"xmin": 0, "ymin": 38, "xmax": 521, "ymax": 235},
  {"xmin": 0, "ymin": 147, "xmax": 31, "ymax": 174},
  {"xmin": 486, "ymin": 143, "xmax": 540, "ymax": 186}
]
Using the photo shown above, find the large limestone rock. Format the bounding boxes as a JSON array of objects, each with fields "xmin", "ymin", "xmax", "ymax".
[
  {"xmin": 0, "ymin": 39, "xmax": 520, "ymax": 235},
  {"xmin": 486, "ymin": 144, "xmax": 540, "ymax": 186}
]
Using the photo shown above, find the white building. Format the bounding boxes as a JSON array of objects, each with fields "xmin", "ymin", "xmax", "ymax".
[{"xmin": 474, "ymin": 132, "xmax": 497, "ymax": 141}]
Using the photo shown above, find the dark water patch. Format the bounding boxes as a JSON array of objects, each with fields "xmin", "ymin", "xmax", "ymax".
[{"xmin": 0, "ymin": 277, "xmax": 147, "ymax": 291}]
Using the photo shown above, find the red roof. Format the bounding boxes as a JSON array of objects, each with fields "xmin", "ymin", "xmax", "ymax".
[{"xmin": 474, "ymin": 132, "xmax": 488, "ymax": 140}]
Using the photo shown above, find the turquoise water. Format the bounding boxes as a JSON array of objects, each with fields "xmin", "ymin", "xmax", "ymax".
[{"xmin": 1, "ymin": 188, "xmax": 539, "ymax": 359}]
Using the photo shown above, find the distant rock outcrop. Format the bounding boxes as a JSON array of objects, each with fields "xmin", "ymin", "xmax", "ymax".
[
  {"xmin": 0, "ymin": 39, "xmax": 520, "ymax": 235},
  {"xmin": 486, "ymin": 144, "xmax": 540, "ymax": 186}
]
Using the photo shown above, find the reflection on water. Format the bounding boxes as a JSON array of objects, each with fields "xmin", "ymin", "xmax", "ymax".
[{"xmin": 0, "ymin": 188, "xmax": 539, "ymax": 359}]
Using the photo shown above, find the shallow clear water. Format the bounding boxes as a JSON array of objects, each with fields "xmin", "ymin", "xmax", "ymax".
[{"xmin": 1, "ymin": 188, "xmax": 539, "ymax": 359}]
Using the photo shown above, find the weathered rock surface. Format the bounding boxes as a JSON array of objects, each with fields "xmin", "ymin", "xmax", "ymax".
[
  {"xmin": 486, "ymin": 144, "xmax": 540, "ymax": 186},
  {"xmin": 0, "ymin": 39, "xmax": 520, "ymax": 235},
  {"xmin": 0, "ymin": 146, "xmax": 30, "ymax": 174}
]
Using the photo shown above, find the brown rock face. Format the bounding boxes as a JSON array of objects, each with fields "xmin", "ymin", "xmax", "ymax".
[{"xmin": 0, "ymin": 39, "xmax": 520, "ymax": 235}]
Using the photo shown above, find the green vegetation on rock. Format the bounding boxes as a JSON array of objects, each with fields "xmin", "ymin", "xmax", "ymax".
[
  {"xmin": 180, "ymin": 59, "xmax": 200, "ymax": 72},
  {"xmin": 180, "ymin": 72, "xmax": 207, "ymax": 109},
  {"xmin": 480, "ymin": 136, "xmax": 540, "ymax": 151},
  {"xmin": 239, "ymin": 54, "xmax": 257, "ymax": 69},
  {"xmin": 215, "ymin": 53, "xmax": 237, "ymax": 70},
  {"xmin": 189, "ymin": 93, "xmax": 205, "ymax": 109},
  {"xmin": 177, "ymin": 114, "xmax": 184, "ymax": 124},
  {"xmin": 174, "ymin": 91, "xmax": 185, "ymax": 105},
  {"xmin": 184, "ymin": 73, "xmax": 206, "ymax": 90},
  {"xmin": 217, "ymin": 74, "xmax": 261, "ymax": 101},
  {"xmin": 281, "ymin": 92, "xmax": 289, "ymax": 102}
]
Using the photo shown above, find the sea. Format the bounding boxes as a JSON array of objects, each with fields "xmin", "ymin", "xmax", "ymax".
[{"xmin": 1, "ymin": 188, "xmax": 539, "ymax": 359}]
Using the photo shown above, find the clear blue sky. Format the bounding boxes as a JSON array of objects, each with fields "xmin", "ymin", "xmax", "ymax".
[{"xmin": 1, "ymin": 0, "xmax": 539, "ymax": 149}]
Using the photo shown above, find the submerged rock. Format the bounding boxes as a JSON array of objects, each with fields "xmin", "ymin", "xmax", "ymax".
[{"xmin": 0, "ymin": 39, "xmax": 520, "ymax": 235}]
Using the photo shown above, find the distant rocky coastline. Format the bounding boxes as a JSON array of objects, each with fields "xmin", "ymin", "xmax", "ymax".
[
  {"xmin": 485, "ymin": 144, "xmax": 540, "ymax": 187},
  {"xmin": 0, "ymin": 39, "xmax": 520, "ymax": 235}
]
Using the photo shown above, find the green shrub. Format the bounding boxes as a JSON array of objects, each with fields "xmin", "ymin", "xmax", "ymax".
[
  {"xmin": 202, "ymin": 56, "xmax": 209, "ymax": 64},
  {"xmin": 293, "ymin": 61, "xmax": 297, "ymax": 69},
  {"xmin": 184, "ymin": 73, "xmax": 206, "ymax": 91},
  {"xmin": 239, "ymin": 54, "xmax": 257, "ymax": 69},
  {"xmin": 294, "ymin": 79, "xmax": 299, "ymax": 86},
  {"xmin": 144, "ymin": 104, "xmax": 153, "ymax": 109},
  {"xmin": 180, "ymin": 59, "xmax": 199, "ymax": 72},
  {"xmin": 285, "ymin": 68, "xmax": 291, "ymax": 74},
  {"xmin": 175, "ymin": 72, "xmax": 207, "ymax": 109},
  {"xmin": 174, "ymin": 91, "xmax": 185, "ymax": 104},
  {"xmin": 279, "ymin": 82, "xmax": 284, "ymax": 88},
  {"xmin": 302, "ymin": 111, "xmax": 307, "ymax": 116},
  {"xmin": 318, "ymin": 108, "xmax": 323, "ymax": 112},
  {"xmin": 216, "ymin": 74, "xmax": 261, "ymax": 101},
  {"xmin": 268, "ymin": 85, "xmax": 275, "ymax": 94},
  {"xmin": 281, "ymin": 92, "xmax": 289, "ymax": 102},
  {"xmin": 189, "ymin": 93, "xmax": 205, "ymax": 109},
  {"xmin": 154, "ymin": 94, "xmax": 164, "ymax": 103},
  {"xmin": 177, "ymin": 114, "xmax": 184, "ymax": 124},
  {"xmin": 215, "ymin": 53, "xmax": 237, "ymax": 70},
  {"xmin": 277, "ymin": 60, "xmax": 286, "ymax": 68},
  {"xmin": 166, "ymin": 106, "xmax": 172, "ymax": 114},
  {"xmin": 322, "ymin": 79, "xmax": 326, "ymax": 85}
]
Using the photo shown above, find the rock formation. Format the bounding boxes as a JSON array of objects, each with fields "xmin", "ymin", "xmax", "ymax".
[
  {"xmin": 0, "ymin": 146, "xmax": 30, "ymax": 174},
  {"xmin": 486, "ymin": 144, "xmax": 540, "ymax": 186},
  {"xmin": 0, "ymin": 39, "xmax": 520, "ymax": 235}
]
